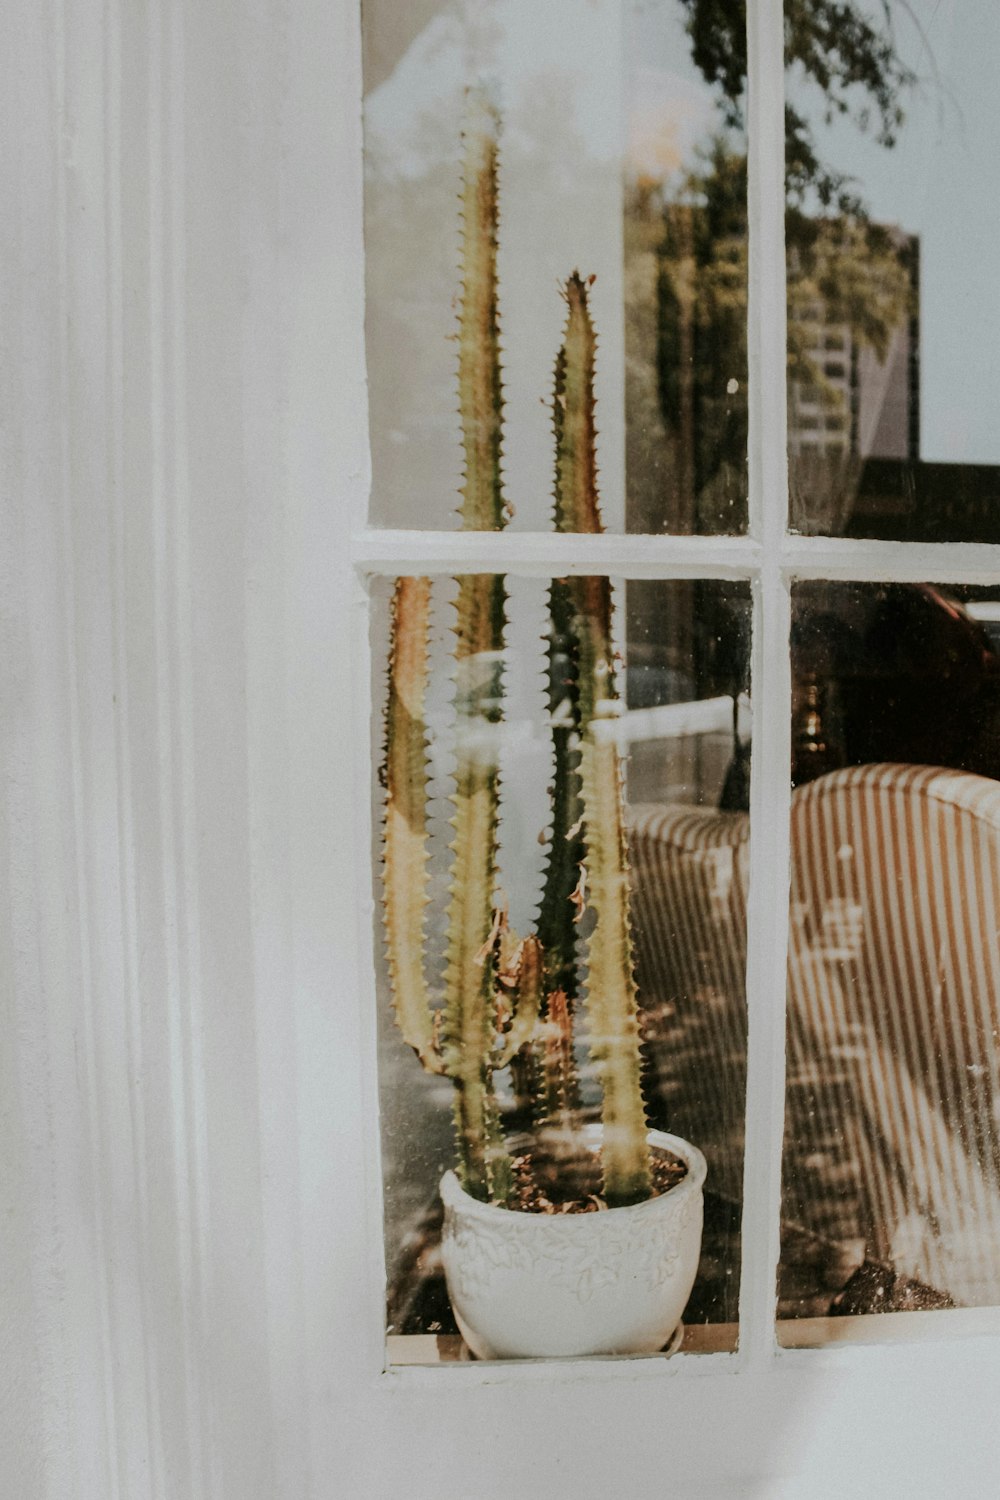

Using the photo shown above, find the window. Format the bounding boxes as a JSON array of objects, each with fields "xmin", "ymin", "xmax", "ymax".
[
  {"xmin": 15, "ymin": 0, "xmax": 1000, "ymax": 1491},
  {"xmin": 778, "ymin": 1, "xmax": 1000, "ymax": 1343},
  {"xmin": 360, "ymin": 0, "xmax": 1000, "ymax": 1378},
  {"xmin": 364, "ymin": 0, "xmax": 754, "ymax": 1363}
]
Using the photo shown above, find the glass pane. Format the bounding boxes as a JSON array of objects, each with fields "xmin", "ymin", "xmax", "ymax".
[
  {"xmin": 785, "ymin": 2, "xmax": 1000, "ymax": 541},
  {"xmin": 779, "ymin": 580, "xmax": 1000, "ymax": 1336},
  {"xmin": 375, "ymin": 575, "xmax": 750, "ymax": 1361},
  {"xmin": 362, "ymin": 0, "xmax": 748, "ymax": 534},
  {"xmin": 624, "ymin": 0, "xmax": 748, "ymax": 534}
]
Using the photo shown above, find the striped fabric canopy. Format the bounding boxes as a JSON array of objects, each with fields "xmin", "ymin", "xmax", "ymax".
[{"xmin": 630, "ymin": 763, "xmax": 1000, "ymax": 1308}]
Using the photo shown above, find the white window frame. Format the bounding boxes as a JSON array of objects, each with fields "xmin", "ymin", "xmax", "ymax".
[
  {"xmin": 350, "ymin": 0, "xmax": 1000, "ymax": 1484},
  {"xmin": 6, "ymin": 0, "xmax": 1000, "ymax": 1494}
]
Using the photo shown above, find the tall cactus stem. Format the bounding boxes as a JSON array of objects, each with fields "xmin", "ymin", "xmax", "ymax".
[
  {"xmin": 554, "ymin": 273, "xmax": 652, "ymax": 1207},
  {"xmin": 383, "ymin": 122, "xmax": 657, "ymax": 1216},
  {"xmin": 383, "ymin": 576, "xmax": 446, "ymax": 1075},
  {"xmin": 537, "ymin": 576, "xmax": 585, "ymax": 1003},
  {"xmin": 457, "ymin": 85, "xmax": 506, "ymax": 532},
  {"xmin": 441, "ymin": 84, "xmax": 512, "ymax": 1200}
]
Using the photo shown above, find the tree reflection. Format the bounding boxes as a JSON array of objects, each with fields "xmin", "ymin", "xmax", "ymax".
[{"xmin": 626, "ymin": 1, "xmax": 919, "ymax": 536}]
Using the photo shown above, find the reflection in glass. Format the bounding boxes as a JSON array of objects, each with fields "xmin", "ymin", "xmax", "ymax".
[
  {"xmin": 791, "ymin": 582, "xmax": 1000, "ymax": 786},
  {"xmin": 779, "ymin": 582, "xmax": 1000, "ymax": 1330},
  {"xmin": 376, "ymin": 576, "xmax": 750, "ymax": 1355},
  {"xmin": 362, "ymin": 0, "xmax": 751, "ymax": 534},
  {"xmin": 624, "ymin": 0, "xmax": 748, "ymax": 534},
  {"xmin": 785, "ymin": 2, "xmax": 1000, "ymax": 541},
  {"xmin": 363, "ymin": 1, "xmax": 631, "ymax": 531}
]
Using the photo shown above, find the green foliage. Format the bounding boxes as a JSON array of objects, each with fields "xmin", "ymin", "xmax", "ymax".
[
  {"xmin": 624, "ymin": 1, "xmax": 919, "ymax": 533},
  {"xmin": 677, "ymin": 0, "xmax": 916, "ymax": 213},
  {"xmin": 625, "ymin": 142, "xmax": 914, "ymax": 533}
]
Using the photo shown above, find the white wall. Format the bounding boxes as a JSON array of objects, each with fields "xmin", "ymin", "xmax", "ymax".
[{"xmin": 1, "ymin": 0, "xmax": 362, "ymax": 1493}]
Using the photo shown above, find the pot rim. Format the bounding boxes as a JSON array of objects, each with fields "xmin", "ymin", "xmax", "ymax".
[{"xmin": 440, "ymin": 1124, "xmax": 706, "ymax": 1226}]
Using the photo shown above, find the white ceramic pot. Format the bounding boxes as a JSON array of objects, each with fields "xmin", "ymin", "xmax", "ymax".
[{"xmin": 440, "ymin": 1125, "xmax": 706, "ymax": 1360}]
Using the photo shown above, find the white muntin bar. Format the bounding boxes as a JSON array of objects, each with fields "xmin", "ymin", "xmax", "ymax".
[
  {"xmin": 780, "ymin": 534, "xmax": 1000, "ymax": 584},
  {"xmin": 351, "ymin": 528, "xmax": 762, "ymax": 579},
  {"xmin": 746, "ymin": 0, "xmax": 789, "ymax": 546},
  {"xmin": 354, "ymin": 527, "xmax": 1000, "ymax": 587},
  {"xmin": 740, "ymin": 0, "xmax": 791, "ymax": 1366},
  {"xmin": 349, "ymin": 565, "xmax": 394, "ymax": 1379}
]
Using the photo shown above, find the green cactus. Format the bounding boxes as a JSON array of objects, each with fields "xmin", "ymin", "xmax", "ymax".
[
  {"xmin": 382, "ymin": 100, "xmax": 653, "ymax": 1212},
  {"xmin": 383, "ymin": 90, "xmax": 519, "ymax": 1203},
  {"xmin": 547, "ymin": 273, "xmax": 652, "ymax": 1207}
]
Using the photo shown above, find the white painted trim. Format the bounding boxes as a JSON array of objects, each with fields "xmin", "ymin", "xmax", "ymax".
[
  {"xmin": 777, "ymin": 1306, "xmax": 1000, "ymax": 1349},
  {"xmin": 746, "ymin": 0, "xmax": 790, "ymax": 550},
  {"xmin": 352, "ymin": 528, "xmax": 763, "ymax": 577},
  {"xmin": 739, "ymin": 0, "xmax": 792, "ymax": 1367},
  {"xmin": 390, "ymin": 1301, "xmax": 1000, "ymax": 1364},
  {"xmin": 779, "ymin": 535, "xmax": 1000, "ymax": 581},
  {"xmin": 353, "ymin": 530, "xmax": 1000, "ymax": 587},
  {"xmin": 350, "ymin": 561, "xmax": 395, "ymax": 1381}
]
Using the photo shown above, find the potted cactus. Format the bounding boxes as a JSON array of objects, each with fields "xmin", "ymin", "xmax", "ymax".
[{"xmin": 381, "ymin": 91, "xmax": 705, "ymax": 1360}]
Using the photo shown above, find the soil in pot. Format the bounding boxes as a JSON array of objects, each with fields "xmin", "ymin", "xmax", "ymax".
[{"xmin": 507, "ymin": 1130, "xmax": 688, "ymax": 1215}]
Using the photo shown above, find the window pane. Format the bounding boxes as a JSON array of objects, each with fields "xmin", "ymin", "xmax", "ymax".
[
  {"xmin": 362, "ymin": 0, "xmax": 748, "ymax": 534},
  {"xmin": 785, "ymin": 2, "xmax": 1000, "ymax": 541},
  {"xmin": 624, "ymin": 0, "xmax": 748, "ymax": 534},
  {"xmin": 779, "ymin": 581, "xmax": 1000, "ymax": 1336},
  {"xmin": 375, "ymin": 575, "xmax": 750, "ymax": 1360}
]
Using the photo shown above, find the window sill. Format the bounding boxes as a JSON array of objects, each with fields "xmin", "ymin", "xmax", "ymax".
[
  {"xmin": 388, "ymin": 1305, "xmax": 1000, "ymax": 1370},
  {"xmin": 387, "ymin": 1323, "xmax": 736, "ymax": 1368}
]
